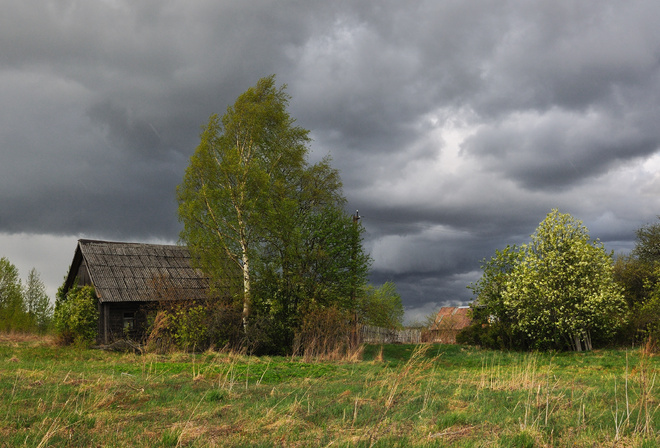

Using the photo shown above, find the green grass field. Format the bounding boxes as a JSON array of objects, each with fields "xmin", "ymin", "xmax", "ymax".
[{"xmin": 1, "ymin": 334, "xmax": 660, "ymax": 447}]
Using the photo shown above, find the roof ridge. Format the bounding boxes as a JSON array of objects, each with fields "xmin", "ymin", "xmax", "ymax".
[{"xmin": 78, "ymin": 239, "xmax": 182, "ymax": 248}]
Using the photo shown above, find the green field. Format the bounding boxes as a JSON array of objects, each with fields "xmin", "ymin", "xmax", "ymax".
[{"xmin": 1, "ymin": 335, "xmax": 660, "ymax": 447}]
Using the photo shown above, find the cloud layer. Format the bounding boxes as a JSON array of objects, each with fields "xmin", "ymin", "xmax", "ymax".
[{"xmin": 2, "ymin": 1, "xmax": 660, "ymax": 321}]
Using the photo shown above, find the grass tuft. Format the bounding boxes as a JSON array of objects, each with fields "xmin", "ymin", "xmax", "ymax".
[{"xmin": 2, "ymin": 334, "xmax": 660, "ymax": 446}]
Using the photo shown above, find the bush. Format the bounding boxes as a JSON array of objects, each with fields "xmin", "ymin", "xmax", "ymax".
[
  {"xmin": 456, "ymin": 321, "xmax": 521, "ymax": 350},
  {"xmin": 145, "ymin": 301, "xmax": 244, "ymax": 353},
  {"xmin": 54, "ymin": 285, "xmax": 98, "ymax": 345},
  {"xmin": 293, "ymin": 306, "xmax": 357, "ymax": 361}
]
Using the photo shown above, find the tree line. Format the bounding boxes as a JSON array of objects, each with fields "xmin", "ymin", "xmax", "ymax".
[
  {"xmin": 0, "ymin": 258, "xmax": 52, "ymax": 333},
  {"xmin": 460, "ymin": 209, "xmax": 660, "ymax": 351},
  {"xmin": 14, "ymin": 75, "xmax": 660, "ymax": 355}
]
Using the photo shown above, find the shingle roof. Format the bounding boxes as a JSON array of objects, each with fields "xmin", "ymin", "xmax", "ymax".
[
  {"xmin": 431, "ymin": 306, "xmax": 471, "ymax": 330},
  {"xmin": 67, "ymin": 239, "xmax": 209, "ymax": 303}
]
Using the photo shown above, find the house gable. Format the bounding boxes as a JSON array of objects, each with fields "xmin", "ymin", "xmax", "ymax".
[{"xmin": 62, "ymin": 239, "xmax": 210, "ymax": 344}]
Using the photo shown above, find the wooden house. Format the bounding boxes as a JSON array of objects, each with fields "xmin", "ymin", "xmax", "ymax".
[
  {"xmin": 62, "ymin": 239, "xmax": 209, "ymax": 344},
  {"xmin": 423, "ymin": 306, "xmax": 472, "ymax": 344}
]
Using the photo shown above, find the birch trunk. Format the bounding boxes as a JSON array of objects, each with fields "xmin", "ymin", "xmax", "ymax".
[{"xmin": 241, "ymin": 247, "xmax": 250, "ymax": 331}]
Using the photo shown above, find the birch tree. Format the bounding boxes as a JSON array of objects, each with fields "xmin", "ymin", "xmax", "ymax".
[{"xmin": 177, "ymin": 76, "xmax": 309, "ymax": 328}]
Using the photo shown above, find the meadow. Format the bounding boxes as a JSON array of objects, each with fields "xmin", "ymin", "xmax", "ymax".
[{"xmin": 1, "ymin": 334, "xmax": 660, "ymax": 447}]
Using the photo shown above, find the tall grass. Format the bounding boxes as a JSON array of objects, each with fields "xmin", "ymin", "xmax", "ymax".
[{"xmin": 1, "ymin": 335, "xmax": 660, "ymax": 446}]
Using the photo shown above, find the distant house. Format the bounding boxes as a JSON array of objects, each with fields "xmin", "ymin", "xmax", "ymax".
[
  {"xmin": 62, "ymin": 239, "xmax": 209, "ymax": 344},
  {"xmin": 424, "ymin": 306, "xmax": 472, "ymax": 344}
]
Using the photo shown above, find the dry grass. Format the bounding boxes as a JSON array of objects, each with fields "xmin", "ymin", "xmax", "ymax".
[
  {"xmin": 0, "ymin": 332, "xmax": 54, "ymax": 347},
  {"xmin": 2, "ymin": 334, "xmax": 660, "ymax": 446}
]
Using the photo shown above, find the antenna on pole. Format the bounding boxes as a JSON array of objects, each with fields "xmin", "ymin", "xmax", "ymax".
[{"xmin": 353, "ymin": 210, "xmax": 361, "ymax": 224}]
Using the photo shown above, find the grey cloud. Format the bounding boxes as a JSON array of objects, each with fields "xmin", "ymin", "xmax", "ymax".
[
  {"xmin": 462, "ymin": 108, "xmax": 660, "ymax": 190},
  {"xmin": 472, "ymin": 2, "xmax": 660, "ymax": 115},
  {"xmin": 2, "ymin": 0, "xmax": 660, "ymax": 318},
  {"xmin": 87, "ymin": 101, "xmax": 163, "ymax": 158}
]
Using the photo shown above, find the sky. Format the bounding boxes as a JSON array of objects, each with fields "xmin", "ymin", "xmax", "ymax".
[{"xmin": 2, "ymin": 1, "xmax": 660, "ymax": 324}]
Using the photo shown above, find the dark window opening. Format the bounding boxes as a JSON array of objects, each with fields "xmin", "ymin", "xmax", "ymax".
[{"xmin": 123, "ymin": 313, "xmax": 135, "ymax": 332}]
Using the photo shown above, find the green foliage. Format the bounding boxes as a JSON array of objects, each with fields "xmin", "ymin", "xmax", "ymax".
[
  {"xmin": 358, "ymin": 281, "xmax": 404, "ymax": 329},
  {"xmin": 614, "ymin": 255, "xmax": 655, "ymax": 309},
  {"xmin": 463, "ymin": 245, "xmax": 531, "ymax": 350},
  {"xmin": 177, "ymin": 75, "xmax": 310, "ymax": 326},
  {"xmin": 169, "ymin": 305, "xmax": 209, "ymax": 350},
  {"xmin": 632, "ymin": 218, "xmax": 660, "ymax": 264},
  {"xmin": 613, "ymin": 255, "xmax": 657, "ymax": 342},
  {"xmin": 255, "ymin": 206, "xmax": 371, "ymax": 331},
  {"xmin": 614, "ymin": 217, "xmax": 660, "ymax": 344},
  {"xmin": 296, "ymin": 206, "xmax": 370, "ymax": 311},
  {"xmin": 467, "ymin": 245, "xmax": 520, "ymax": 338},
  {"xmin": 0, "ymin": 259, "xmax": 52, "ymax": 333},
  {"xmin": 177, "ymin": 75, "xmax": 371, "ymax": 353},
  {"xmin": 630, "ymin": 265, "xmax": 660, "ymax": 343},
  {"xmin": 469, "ymin": 209, "xmax": 625, "ymax": 351},
  {"xmin": 505, "ymin": 210, "xmax": 625, "ymax": 350},
  {"xmin": 54, "ymin": 284, "xmax": 98, "ymax": 345},
  {"xmin": 147, "ymin": 301, "xmax": 245, "ymax": 353},
  {"xmin": 24, "ymin": 268, "xmax": 53, "ymax": 333},
  {"xmin": 456, "ymin": 318, "xmax": 518, "ymax": 350},
  {"xmin": 0, "ymin": 257, "xmax": 27, "ymax": 331}
]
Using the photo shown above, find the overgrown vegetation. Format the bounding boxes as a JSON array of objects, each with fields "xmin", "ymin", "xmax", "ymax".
[
  {"xmin": 53, "ymin": 284, "xmax": 98, "ymax": 345},
  {"xmin": 145, "ymin": 300, "xmax": 271, "ymax": 354},
  {"xmin": 0, "ymin": 258, "xmax": 52, "ymax": 333},
  {"xmin": 293, "ymin": 305, "xmax": 361, "ymax": 361},
  {"xmin": 2, "ymin": 335, "xmax": 660, "ymax": 447},
  {"xmin": 614, "ymin": 217, "xmax": 660, "ymax": 345},
  {"xmin": 358, "ymin": 281, "xmax": 405, "ymax": 329}
]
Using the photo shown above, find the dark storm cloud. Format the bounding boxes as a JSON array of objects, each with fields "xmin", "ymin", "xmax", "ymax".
[
  {"xmin": 87, "ymin": 101, "xmax": 163, "ymax": 158},
  {"xmin": 462, "ymin": 108, "xmax": 660, "ymax": 190},
  {"xmin": 2, "ymin": 0, "xmax": 660, "ymax": 317}
]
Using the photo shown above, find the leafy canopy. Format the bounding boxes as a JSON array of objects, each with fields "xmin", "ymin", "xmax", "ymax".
[
  {"xmin": 177, "ymin": 76, "xmax": 372, "ymax": 352},
  {"xmin": 614, "ymin": 216, "xmax": 660, "ymax": 342},
  {"xmin": 24, "ymin": 268, "xmax": 52, "ymax": 333},
  {"xmin": 0, "ymin": 257, "xmax": 26, "ymax": 331},
  {"xmin": 358, "ymin": 282, "xmax": 405, "ymax": 329},
  {"xmin": 468, "ymin": 209, "xmax": 625, "ymax": 351},
  {"xmin": 177, "ymin": 75, "xmax": 311, "ymax": 323},
  {"xmin": 632, "ymin": 218, "xmax": 660, "ymax": 264}
]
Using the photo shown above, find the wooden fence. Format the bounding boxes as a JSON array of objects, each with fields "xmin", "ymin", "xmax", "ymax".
[{"xmin": 359, "ymin": 325, "xmax": 422, "ymax": 344}]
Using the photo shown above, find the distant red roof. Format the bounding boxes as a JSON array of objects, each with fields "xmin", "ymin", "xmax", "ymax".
[
  {"xmin": 423, "ymin": 306, "xmax": 472, "ymax": 344},
  {"xmin": 432, "ymin": 307, "xmax": 471, "ymax": 330}
]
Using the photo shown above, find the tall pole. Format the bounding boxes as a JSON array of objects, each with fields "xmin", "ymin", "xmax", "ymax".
[{"xmin": 351, "ymin": 210, "xmax": 360, "ymax": 348}]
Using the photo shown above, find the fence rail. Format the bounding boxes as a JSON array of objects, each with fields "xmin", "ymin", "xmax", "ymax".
[{"xmin": 359, "ymin": 325, "xmax": 422, "ymax": 344}]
